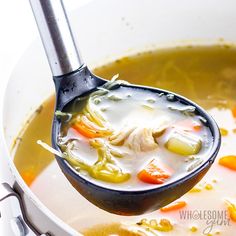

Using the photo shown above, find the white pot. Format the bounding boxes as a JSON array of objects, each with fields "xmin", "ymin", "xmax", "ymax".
[{"xmin": 1, "ymin": 0, "xmax": 236, "ymax": 235}]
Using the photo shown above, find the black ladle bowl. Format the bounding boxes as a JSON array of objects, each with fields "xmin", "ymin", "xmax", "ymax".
[
  {"xmin": 52, "ymin": 65, "xmax": 220, "ymax": 215},
  {"xmin": 30, "ymin": 0, "xmax": 221, "ymax": 215}
]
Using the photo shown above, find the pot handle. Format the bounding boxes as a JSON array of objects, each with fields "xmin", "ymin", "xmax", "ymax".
[{"xmin": 0, "ymin": 183, "xmax": 50, "ymax": 236}]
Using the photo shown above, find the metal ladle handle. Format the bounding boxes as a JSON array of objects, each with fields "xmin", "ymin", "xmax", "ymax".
[{"xmin": 29, "ymin": 0, "xmax": 83, "ymax": 76}]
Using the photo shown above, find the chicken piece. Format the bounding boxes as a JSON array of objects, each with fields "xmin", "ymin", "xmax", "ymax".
[
  {"xmin": 125, "ymin": 127, "xmax": 158, "ymax": 152},
  {"xmin": 109, "ymin": 124, "xmax": 167, "ymax": 153},
  {"xmin": 109, "ymin": 126, "xmax": 136, "ymax": 146}
]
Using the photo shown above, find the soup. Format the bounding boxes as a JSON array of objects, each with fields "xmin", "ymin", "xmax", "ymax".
[
  {"xmin": 57, "ymin": 82, "xmax": 213, "ymax": 190},
  {"xmin": 14, "ymin": 46, "xmax": 236, "ymax": 235}
]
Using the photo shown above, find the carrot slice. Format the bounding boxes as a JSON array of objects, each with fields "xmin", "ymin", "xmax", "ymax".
[
  {"xmin": 218, "ymin": 155, "xmax": 236, "ymax": 171},
  {"xmin": 138, "ymin": 160, "xmax": 170, "ymax": 184},
  {"xmin": 193, "ymin": 125, "xmax": 201, "ymax": 132},
  {"xmin": 21, "ymin": 171, "xmax": 35, "ymax": 186},
  {"xmin": 73, "ymin": 121, "xmax": 101, "ymax": 138},
  {"xmin": 73, "ymin": 115, "xmax": 111, "ymax": 139},
  {"xmin": 232, "ymin": 106, "xmax": 236, "ymax": 118},
  {"xmin": 160, "ymin": 201, "xmax": 187, "ymax": 212},
  {"xmin": 175, "ymin": 119, "xmax": 202, "ymax": 132}
]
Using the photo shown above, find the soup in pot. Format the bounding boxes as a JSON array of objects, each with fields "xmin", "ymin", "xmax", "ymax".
[{"xmin": 14, "ymin": 45, "xmax": 236, "ymax": 235}]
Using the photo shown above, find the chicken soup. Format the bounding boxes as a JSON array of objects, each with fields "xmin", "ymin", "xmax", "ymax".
[
  {"xmin": 13, "ymin": 45, "xmax": 236, "ymax": 235},
  {"xmin": 56, "ymin": 82, "xmax": 213, "ymax": 190}
]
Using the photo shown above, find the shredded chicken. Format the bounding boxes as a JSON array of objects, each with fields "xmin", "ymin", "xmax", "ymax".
[
  {"xmin": 125, "ymin": 127, "xmax": 157, "ymax": 152},
  {"xmin": 109, "ymin": 123, "xmax": 167, "ymax": 153},
  {"xmin": 109, "ymin": 126, "xmax": 136, "ymax": 146}
]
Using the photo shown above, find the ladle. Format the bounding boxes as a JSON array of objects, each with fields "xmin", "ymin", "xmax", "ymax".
[{"xmin": 30, "ymin": 0, "xmax": 221, "ymax": 215}]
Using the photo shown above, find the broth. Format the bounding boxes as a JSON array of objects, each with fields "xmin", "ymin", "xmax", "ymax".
[
  {"xmin": 59, "ymin": 85, "xmax": 212, "ymax": 190},
  {"xmin": 14, "ymin": 46, "xmax": 236, "ymax": 235}
]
